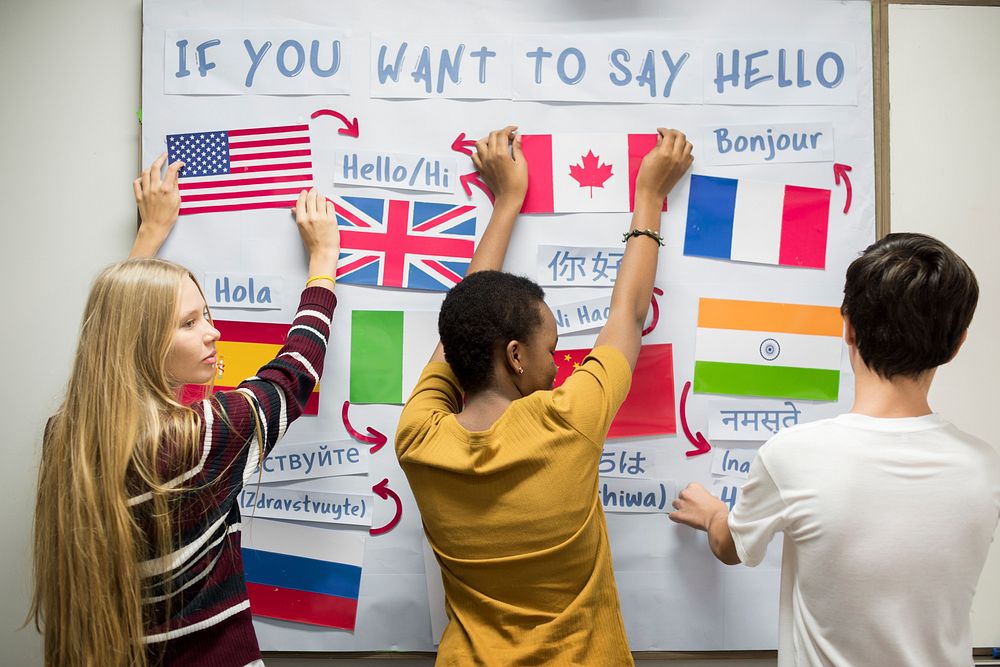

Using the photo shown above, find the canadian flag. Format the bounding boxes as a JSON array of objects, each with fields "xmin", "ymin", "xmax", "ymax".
[{"xmin": 520, "ymin": 133, "xmax": 667, "ymax": 214}]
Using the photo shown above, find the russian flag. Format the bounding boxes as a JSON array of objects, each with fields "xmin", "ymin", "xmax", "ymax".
[
  {"xmin": 520, "ymin": 133, "xmax": 667, "ymax": 214},
  {"xmin": 242, "ymin": 517, "xmax": 365, "ymax": 630},
  {"xmin": 684, "ymin": 174, "xmax": 831, "ymax": 269}
]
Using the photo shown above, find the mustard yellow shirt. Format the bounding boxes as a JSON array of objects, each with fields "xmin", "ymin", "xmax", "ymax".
[{"xmin": 396, "ymin": 346, "xmax": 634, "ymax": 666}]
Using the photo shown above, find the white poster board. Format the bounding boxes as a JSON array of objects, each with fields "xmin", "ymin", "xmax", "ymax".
[{"xmin": 141, "ymin": 0, "xmax": 874, "ymax": 652}]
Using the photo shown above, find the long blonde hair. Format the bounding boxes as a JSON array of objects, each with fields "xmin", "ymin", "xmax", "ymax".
[{"xmin": 31, "ymin": 258, "xmax": 209, "ymax": 667}]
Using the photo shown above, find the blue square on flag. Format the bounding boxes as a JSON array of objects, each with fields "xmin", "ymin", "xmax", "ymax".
[{"xmin": 167, "ymin": 132, "xmax": 231, "ymax": 177}]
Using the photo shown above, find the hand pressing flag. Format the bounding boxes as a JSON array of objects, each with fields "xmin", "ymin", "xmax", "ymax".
[
  {"xmin": 335, "ymin": 195, "xmax": 476, "ymax": 292},
  {"xmin": 694, "ymin": 298, "xmax": 843, "ymax": 401},
  {"xmin": 520, "ymin": 133, "xmax": 668, "ymax": 213},
  {"xmin": 167, "ymin": 122, "xmax": 313, "ymax": 216},
  {"xmin": 243, "ymin": 518, "xmax": 365, "ymax": 631},
  {"xmin": 554, "ymin": 343, "xmax": 676, "ymax": 438},
  {"xmin": 684, "ymin": 174, "xmax": 831, "ymax": 269}
]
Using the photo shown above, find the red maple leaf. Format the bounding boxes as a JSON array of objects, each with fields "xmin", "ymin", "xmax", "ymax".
[{"xmin": 568, "ymin": 150, "xmax": 614, "ymax": 198}]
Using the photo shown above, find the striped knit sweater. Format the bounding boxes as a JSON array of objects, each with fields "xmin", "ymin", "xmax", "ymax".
[{"xmin": 128, "ymin": 286, "xmax": 336, "ymax": 667}]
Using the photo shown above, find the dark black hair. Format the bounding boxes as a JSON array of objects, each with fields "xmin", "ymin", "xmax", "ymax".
[
  {"xmin": 438, "ymin": 270, "xmax": 546, "ymax": 394},
  {"xmin": 841, "ymin": 232, "xmax": 978, "ymax": 380}
]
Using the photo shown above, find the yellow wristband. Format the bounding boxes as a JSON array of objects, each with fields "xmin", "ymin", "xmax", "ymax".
[{"xmin": 306, "ymin": 275, "xmax": 336, "ymax": 286}]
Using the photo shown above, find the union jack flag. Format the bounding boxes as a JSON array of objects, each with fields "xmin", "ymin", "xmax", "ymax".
[
  {"xmin": 167, "ymin": 123, "xmax": 313, "ymax": 216},
  {"xmin": 334, "ymin": 196, "xmax": 477, "ymax": 292}
]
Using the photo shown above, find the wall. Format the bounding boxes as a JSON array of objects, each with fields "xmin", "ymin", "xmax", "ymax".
[{"xmin": 0, "ymin": 1, "xmax": 996, "ymax": 664}]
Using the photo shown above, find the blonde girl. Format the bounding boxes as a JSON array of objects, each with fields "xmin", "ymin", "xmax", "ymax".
[{"xmin": 31, "ymin": 154, "xmax": 340, "ymax": 667}]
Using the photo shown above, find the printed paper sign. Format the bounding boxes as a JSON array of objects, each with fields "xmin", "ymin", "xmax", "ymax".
[
  {"xmin": 371, "ymin": 34, "xmax": 512, "ymax": 99},
  {"xmin": 701, "ymin": 123, "xmax": 834, "ymax": 165},
  {"xmin": 599, "ymin": 444, "xmax": 671, "ymax": 480},
  {"xmin": 685, "ymin": 174, "xmax": 831, "ymax": 269},
  {"xmin": 335, "ymin": 196, "xmax": 476, "ymax": 292},
  {"xmin": 168, "ymin": 121, "xmax": 313, "ymax": 216},
  {"xmin": 521, "ymin": 134, "xmax": 666, "ymax": 213},
  {"xmin": 694, "ymin": 298, "xmax": 843, "ymax": 401},
  {"xmin": 713, "ymin": 477, "xmax": 747, "ymax": 511},
  {"xmin": 600, "ymin": 478, "xmax": 676, "ymax": 514},
  {"xmin": 703, "ymin": 40, "xmax": 857, "ymax": 106},
  {"xmin": 555, "ymin": 344, "xmax": 676, "ymax": 438},
  {"xmin": 239, "ymin": 485, "xmax": 373, "ymax": 527},
  {"xmin": 537, "ymin": 245, "xmax": 623, "ymax": 287},
  {"xmin": 255, "ymin": 440, "xmax": 370, "ymax": 483},
  {"xmin": 205, "ymin": 272, "xmax": 283, "ymax": 310},
  {"xmin": 334, "ymin": 150, "xmax": 458, "ymax": 194},
  {"xmin": 511, "ymin": 35, "xmax": 703, "ymax": 104},
  {"xmin": 549, "ymin": 296, "xmax": 613, "ymax": 334},
  {"xmin": 711, "ymin": 448, "xmax": 756, "ymax": 480},
  {"xmin": 242, "ymin": 517, "xmax": 365, "ymax": 630},
  {"xmin": 165, "ymin": 29, "xmax": 351, "ymax": 95},
  {"xmin": 708, "ymin": 399, "xmax": 807, "ymax": 441}
]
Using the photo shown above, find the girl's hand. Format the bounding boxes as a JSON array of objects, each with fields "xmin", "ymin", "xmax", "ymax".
[
  {"xmin": 472, "ymin": 126, "xmax": 528, "ymax": 207},
  {"xmin": 130, "ymin": 153, "xmax": 184, "ymax": 258},
  {"xmin": 294, "ymin": 189, "xmax": 340, "ymax": 281}
]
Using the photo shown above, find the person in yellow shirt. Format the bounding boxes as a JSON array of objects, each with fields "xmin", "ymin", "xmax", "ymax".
[{"xmin": 396, "ymin": 125, "xmax": 693, "ymax": 665}]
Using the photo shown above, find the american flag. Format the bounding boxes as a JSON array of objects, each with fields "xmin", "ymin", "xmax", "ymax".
[
  {"xmin": 334, "ymin": 195, "xmax": 477, "ymax": 292},
  {"xmin": 166, "ymin": 123, "xmax": 313, "ymax": 216}
]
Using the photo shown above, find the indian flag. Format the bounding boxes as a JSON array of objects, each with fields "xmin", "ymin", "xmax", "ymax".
[
  {"xmin": 694, "ymin": 298, "xmax": 843, "ymax": 401},
  {"xmin": 350, "ymin": 310, "xmax": 438, "ymax": 404}
]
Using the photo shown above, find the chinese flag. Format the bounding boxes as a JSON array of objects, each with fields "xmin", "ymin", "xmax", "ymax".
[{"xmin": 553, "ymin": 343, "xmax": 676, "ymax": 438}]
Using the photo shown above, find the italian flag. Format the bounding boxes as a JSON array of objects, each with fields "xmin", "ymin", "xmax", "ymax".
[
  {"xmin": 350, "ymin": 310, "xmax": 438, "ymax": 404},
  {"xmin": 694, "ymin": 298, "xmax": 843, "ymax": 401},
  {"xmin": 520, "ymin": 133, "xmax": 667, "ymax": 214}
]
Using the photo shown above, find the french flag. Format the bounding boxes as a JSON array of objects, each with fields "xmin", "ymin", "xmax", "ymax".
[
  {"xmin": 520, "ymin": 133, "xmax": 667, "ymax": 214},
  {"xmin": 684, "ymin": 174, "xmax": 831, "ymax": 269},
  {"xmin": 242, "ymin": 517, "xmax": 365, "ymax": 631}
]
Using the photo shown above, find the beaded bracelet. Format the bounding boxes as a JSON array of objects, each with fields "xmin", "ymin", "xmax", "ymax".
[
  {"xmin": 622, "ymin": 228, "xmax": 665, "ymax": 246},
  {"xmin": 306, "ymin": 275, "xmax": 336, "ymax": 286}
]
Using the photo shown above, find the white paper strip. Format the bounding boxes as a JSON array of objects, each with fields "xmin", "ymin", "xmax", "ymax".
[
  {"xmin": 710, "ymin": 448, "xmax": 756, "ymax": 480},
  {"xmin": 537, "ymin": 245, "xmax": 623, "ymax": 287},
  {"xmin": 599, "ymin": 477, "xmax": 676, "ymax": 514},
  {"xmin": 708, "ymin": 399, "xmax": 809, "ymax": 441},
  {"xmin": 600, "ymin": 444, "xmax": 672, "ymax": 480},
  {"xmin": 165, "ymin": 29, "xmax": 351, "ymax": 95},
  {"xmin": 712, "ymin": 477, "xmax": 747, "ymax": 512},
  {"xmin": 204, "ymin": 272, "xmax": 284, "ymax": 310},
  {"xmin": 334, "ymin": 150, "xmax": 458, "ymax": 193},
  {"xmin": 239, "ymin": 485, "xmax": 373, "ymax": 527},
  {"xmin": 371, "ymin": 34, "xmax": 512, "ymax": 99},
  {"xmin": 255, "ymin": 440, "xmax": 370, "ymax": 484},
  {"xmin": 701, "ymin": 122, "xmax": 835, "ymax": 165}
]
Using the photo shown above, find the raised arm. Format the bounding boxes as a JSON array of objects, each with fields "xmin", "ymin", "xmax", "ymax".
[
  {"xmin": 429, "ymin": 125, "xmax": 527, "ymax": 363},
  {"xmin": 669, "ymin": 483, "xmax": 741, "ymax": 566},
  {"xmin": 593, "ymin": 129, "xmax": 693, "ymax": 369},
  {"xmin": 130, "ymin": 153, "xmax": 184, "ymax": 258}
]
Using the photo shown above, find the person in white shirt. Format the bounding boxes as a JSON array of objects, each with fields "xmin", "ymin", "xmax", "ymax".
[{"xmin": 670, "ymin": 232, "xmax": 1000, "ymax": 667}]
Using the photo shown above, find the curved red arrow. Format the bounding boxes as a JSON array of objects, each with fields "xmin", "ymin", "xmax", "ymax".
[
  {"xmin": 451, "ymin": 132, "xmax": 476, "ymax": 156},
  {"xmin": 833, "ymin": 163, "xmax": 853, "ymax": 214},
  {"xmin": 460, "ymin": 171, "xmax": 495, "ymax": 204},
  {"xmin": 341, "ymin": 400, "xmax": 388, "ymax": 454},
  {"xmin": 679, "ymin": 380, "xmax": 712, "ymax": 457},
  {"xmin": 310, "ymin": 108, "xmax": 360, "ymax": 137},
  {"xmin": 370, "ymin": 478, "xmax": 402, "ymax": 536},
  {"xmin": 642, "ymin": 286, "xmax": 664, "ymax": 337}
]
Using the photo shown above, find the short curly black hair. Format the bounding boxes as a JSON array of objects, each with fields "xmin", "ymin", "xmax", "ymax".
[
  {"xmin": 439, "ymin": 270, "xmax": 546, "ymax": 394},
  {"xmin": 842, "ymin": 232, "xmax": 978, "ymax": 380}
]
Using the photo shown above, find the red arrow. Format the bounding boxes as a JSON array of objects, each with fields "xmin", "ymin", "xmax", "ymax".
[
  {"xmin": 460, "ymin": 171, "xmax": 495, "ymax": 204},
  {"xmin": 451, "ymin": 132, "xmax": 476, "ymax": 156},
  {"xmin": 341, "ymin": 401, "xmax": 388, "ymax": 454},
  {"xmin": 642, "ymin": 286, "xmax": 664, "ymax": 337},
  {"xmin": 370, "ymin": 478, "xmax": 402, "ymax": 536},
  {"xmin": 310, "ymin": 108, "xmax": 360, "ymax": 137},
  {"xmin": 833, "ymin": 163, "xmax": 853, "ymax": 214},
  {"xmin": 679, "ymin": 380, "xmax": 712, "ymax": 457}
]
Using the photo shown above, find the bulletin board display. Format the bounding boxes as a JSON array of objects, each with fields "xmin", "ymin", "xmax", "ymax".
[{"xmin": 141, "ymin": 0, "xmax": 875, "ymax": 651}]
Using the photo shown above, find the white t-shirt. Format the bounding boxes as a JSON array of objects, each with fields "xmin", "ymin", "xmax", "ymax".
[{"xmin": 729, "ymin": 413, "xmax": 1000, "ymax": 667}]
